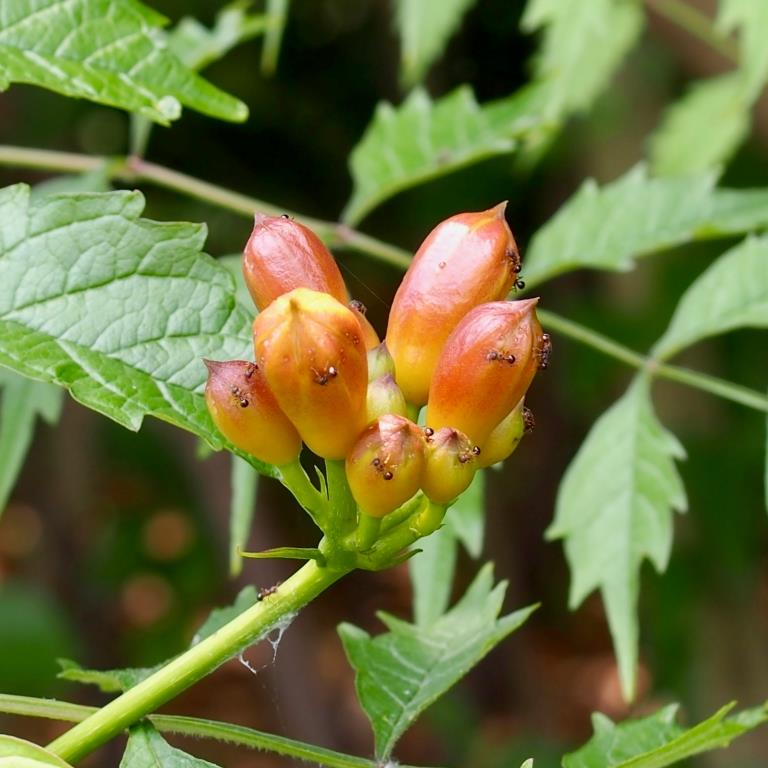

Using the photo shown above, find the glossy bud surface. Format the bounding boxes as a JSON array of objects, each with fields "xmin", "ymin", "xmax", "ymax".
[
  {"xmin": 253, "ymin": 288, "xmax": 368, "ymax": 459},
  {"xmin": 345, "ymin": 414, "xmax": 426, "ymax": 518},
  {"xmin": 426, "ymin": 299, "xmax": 543, "ymax": 446},
  {"xmin": 421, "ymin": 427, "xmax": 478, "ymax": 503},
  {"xmin": 367, "ymin": 342, "xmax": 395, "ymax": 382},
  {"xmin": 243, "ymin": 213, "xmax": 348, "ymax": 310},
  {"xmin": 386, "ymin": 203, "xmax": 520, "ymax": 405},
  {"xmin": 204, "ymin": 359, "xmax": 301, "ymax": 466},
  {"xmin": 366, "ymin": 374, "xmax": 408, "ymax": 422},
  {"xmin": 477, "ymin": 399, "xmax": 526, "ymax": 468},
  {"xmin": 349, "ymin": 300, "xmax": 380, "ymax": 351}
]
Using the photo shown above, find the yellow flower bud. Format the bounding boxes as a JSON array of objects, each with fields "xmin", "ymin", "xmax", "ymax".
[
  {"xmin": 421, "ymin": 427, "xmax": 478, "ymax": 503},
  {"xmin": 253, "ymin": 288, "xmax": 368, "ymax": 459},
  {"xmin": 367, "ymin": 342, "xmax": 395, "ymax": 382},
  {"xmin": 386, "ymin": 203, "xmax": 520, "ymax": 405},
  {"xmin": 204, "ymin": 359, "xmax": 302, "ymax": 466},
  {"xmin": 349, "ymin": 299, "xmax": 381, "ymax": 351},
  {"xmin": 345, "ymin": 415, "xmax": 426, "ymax": 518},
  {"xmin": 366, "ymin": 374, "xmax": 408, "ymax": 422},
  {"xmin": 243, "ymin": 213, "xmax": 349, "ymax": 310},
  {"xmin": 426, "ymin": 299, "xmax": 544, "ymax": 446},
  {"xmin": 477, "ymin": 400, "xmax": 533, "ymax": 468}
]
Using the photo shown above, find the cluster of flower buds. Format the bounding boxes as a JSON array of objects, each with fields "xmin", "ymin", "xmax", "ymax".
[{"xmin": 205, "ymin": 207, "xmax": 547, "ymax": 526}]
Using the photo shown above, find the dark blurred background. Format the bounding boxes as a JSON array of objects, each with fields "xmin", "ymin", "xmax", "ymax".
[{"xmin": 1, "ymin": 0, "xmax": 767, "ymax": 765}]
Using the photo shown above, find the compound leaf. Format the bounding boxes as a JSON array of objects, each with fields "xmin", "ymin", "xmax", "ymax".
[
  {"xmin": 0, "ymin": 184, "xmax": 275, "ymax": 476},
  {"xmin": 0, "ymin": 0, "xmax": 246, "ymax": 123},
  {"xmin": 521, "ymin": 0, "xmax": 643, "ymax": 120},
  {"xmin": 653, "ymin": 235, "xmax": 768, "ymax": 359},
  {"xmin": 339, "ymin": 563, "xmax": 535, "ymax": 760},
  {"xmin": 563, "ymin": 701, "xmax": 768, "ymax": 768},
  {"xmin": 121, "ymin": 723, "xmax": 219, "ymax": 768},
  {"xmin": 546, "ymin": 375, "xmax": 686, "ymax": 701},
  {"xmin": 342, "ymin": 84, "xmax": 547, "ymax": 225},
  {"xmin": 394, "ymin": 0, "xmax": 479, "ymax": 88},
  {"xmin": 523, "ymin": 165, "xmax": 768, "ymax": 288}
]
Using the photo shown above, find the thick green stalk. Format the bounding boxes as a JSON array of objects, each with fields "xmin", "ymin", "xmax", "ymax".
[{"xmin": 46, "ymin": 560, "xmax": 347, "ymax": 764}]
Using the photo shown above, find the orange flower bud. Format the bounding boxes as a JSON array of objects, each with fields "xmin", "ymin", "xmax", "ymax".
[
  {"xmin": 367, "ymin": 374, "xmax": 408, "ymax": 422},
  {"xmin": 253, "ymin": 288, "xmax": 368, "ymax": 459},
  {"xmin": 476, "ymin": 399, "xmax": 534, "ymax": 468},
  {"xmin": 386, "ymin": 203, "xmax": 520, "ymax": 404},
  {"xmin": 421, "ymin": 427, "xmax": 478, "ymax": 503},
  {"xmin": 367, "ymin": 342, "xmax": 395, "ymax": 382},
  {"xmin": 243, "ymin": 213, "xmax": 349, "ymax": 310},
  {"xmin": 204, "ymin": 359, "xmax": 302, "ymax": 466},
  {"xmin": 426, "ymin": 299, "xmax": 544, "ymax": 446},
  {"xmin": 349, "ymin": 299, "xmax": 380, "ymax": 351},
  {"xmin": 345, "ymin": 415, "xmax": 426, "ymax": 518}
]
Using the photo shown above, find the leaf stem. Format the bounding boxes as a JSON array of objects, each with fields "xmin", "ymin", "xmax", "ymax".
[
  {"xmin": 0, "ymin": 694, "xmax": 431, "ymax": 768},
  {"xmin": 538, "ymin": 309, "xmax": 768, "ymax": 413},
  {"xmin": 644, "ymin": 0, "xmax": 738, "ymax": 62},
  {"xmin": 0, "ymin": 145, "xmax": 411, "ymax": 270},
  {"xmin": 46, "ymin": 560, "xmax": 348, "ymax": 763}
]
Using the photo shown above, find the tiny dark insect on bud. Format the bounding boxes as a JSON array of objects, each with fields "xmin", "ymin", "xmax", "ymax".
[
  {"xmin": 537, "ymin": 333, "xmax": 552, "ymax": 370},
  {"xmin": 513, "ymin": 263, "xmax": 522, "ymax": 274},
  {"xmin": 383, "ymin": 471, "xmax": 394, "ymax": 480},
  {"xmin": 239, "ymin": 398, "xmax": 249, "ymax": 408},
  {"xmin": 350, "ymin": 299, "xmax": 367, "ymax": 314},
  {"xmin": 327, "ymin": 366, "xmax": 338, "ymax": 377},
  {"xmin": 504, "ymin": 353, "xmax": 516, "ymax": 365},
  {"xmin": 514, "ymin": 279, "xmax": 526, "ymax": 290},
  {"xmin": 487, "ymin": 350, "xmax": 500, "ymax": 361},
  {"xmin": 523, "ymin": 406, "xmax": 535, "ymax": 433},
  {"xmin": 424, "ymin": 427, "xmax": 434, "ymax": 437},
  {"xmin": 472, "ymin": 445, "xmax": 481, "ymax": 455},
  {"xmin": 372, "ymin": 457, "xmax": 381, "ymax": 467},
  {"xmin": 258, "ymin": 583, "xmax": 280, "ymax": 600},
  {"xmin": 280, "ymin": 213, "xmax": 291, "ymax": 219}
]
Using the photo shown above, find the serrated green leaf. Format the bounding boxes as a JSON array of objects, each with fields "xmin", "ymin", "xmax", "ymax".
[
  {"xmin": 0, "ymin": 369, "xmax": 62, "ymax": 517},
  {"xmin": 653, "ymin": 235, "xmax": 768, "ymax": 359},
  {"xmin": 170, "ymin": 2, "xmax": 267, "ymax": 72},
  {"xmin": 229, "ymin": 456, "xmax": 259, "ymax": 576},
  {"xmin": 563, "ymin": 701, "xmax": 768, "ymax": 767},
  {"xmin": 260, "ymin": 0, "xmax": 289, "ymax": 76},
  {"xmin": 121, "ymin": 723, "xmax": 219, "ymax": 768},
  {"xmin": 523, "ymin": 165, "xmax": 768, "ymax": 288},
  {"xmin": 445, "ymin": 469, "xmax": 485, "ymax": 558},
  {"xmin": 217, "ymin": 254, "xmax": 253, "ymax": 313},
  {"xmin": 0, "ymin": 735, "xmax": 73, "ymax": 767},
  {"xmin": 0, "ymin": 0, "xmax": 247, "ymax": 123},
  {"xmin": 60, "ymin": 587, "xmax": 260, "ymax": 692},
  {"xmin": 0, "ymin": 185, "xmax": 275, "ymax": 477},
  {"xmin": 342, "ymin": 84, "xmax": 547, "ymax": 225},
  {"xmin": 649, "ymin": 73, "xmax": 751, "ymax": 177},
  {"xmin": 521, "ymin": 0, "xmax": 643, "ymax": 120},
  {"xmin": 339, "ymin": 563, "xmax": 536, "ymax": 760},
  {"xmin": 408, "ymin": 524, "xmax": 458, "ymax": 626},
  {"xmin": 718, "ymin": 0, "xmax": 768, "ymax": 98},
  {"xmin": 395, "ymin": 0, "xmax": 479, "ymax": 88},
  {"xmin": 546, "ymin": 375, "xmax": 687, "ymax": 701}
]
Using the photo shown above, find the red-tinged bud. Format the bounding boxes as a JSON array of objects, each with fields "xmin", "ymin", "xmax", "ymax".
[
  {"xmin": 204, "ymin": 359, "xmax": 302, "ymax": 466},
  {"xmin": 253, "ymin": 288, "xmax": 368, "ymax": 459},
  {"xmin": 386, "ymin": 203, "xmax": 520, "ymax": 404},
  {"xmin": 477, "ymin": 399, "xmax": 528, "ymax": 468},
  {"xmin": 367, "ymin": 342, "xmax": 395, "ymax": 382},
  {"xmin": 345, "ymin": 414, "xmax": 426, "ymax": 518},
  {"xmin": 349, "ymin": 299, "xmax": 380, "ymax": 351},
  {"xmin": 426, "ymin": 299, "xmax": 544, "ymax": 446},
  {"xmin": 367, "ymin": 374, "xmax": 408, "ymax": 422},
  {"xmin": 243, "ymin": 213, "xmax": 349, "ymax": 310},
  {"xmin": 421, "ymin": 427, "xmax": 478, "ymax": 503}
]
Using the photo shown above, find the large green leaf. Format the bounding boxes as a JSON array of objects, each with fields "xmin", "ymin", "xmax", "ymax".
[
  {"xmin": 521, "ymin": 0, "xmax": 643, "ymax": 120},
  {"xmin": 342, "ymin": 84, "xmax": 547, "ymax": 225},
  {"xmin": 0, "ymin": 369, "xmax": 62, "ymax": 517},
  {"xmin": 546, "ymin": 375, "xmax": 687, "ymax": 701},
  {"xmin": 121, "ymin": 723, "xmax": 219, "ymax": 768},
  {"xmin": 523, "ymin": 165, "xmax": 768, "ymax": 288},
  {"xmin": 408, "ymin": 524, "xmax": 458, "ymax": 626},
  {"xmin": 445, "ymin": 469, "xmax": 485, "ymax": 558},
  {"xmin": 653, "ymin": 235, "xmax": 768, "ymax": 359},
  {"xmin": 0, "ymin": 735, "xmax": 72, "ymax": 767},
  {"xmin": 339, "ymin": 564, "xmax": 535, "ymax": 760},
  {"xmin": 394, "ymin": 0, "xmax": 479, "ymax": 88},
  {"xmin": 0, "ymin": 184, "xmax": 275, "ymax": 476},
  {"xmin": 0, "ymin": 0, "xmax": 247, "ymax": 123},
  {"xmin": 563, "ymin": 701, "xmax": 768, "ymax": 768},
  {"xmin": 649, "ymin": 73, "xmax": 751, "ymax": 177}
]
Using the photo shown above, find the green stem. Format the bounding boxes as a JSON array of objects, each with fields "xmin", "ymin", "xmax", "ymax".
[
  {"xmin": 46, "ymin": 560, "xmax": 348, "ymax": 763},
  {"xmin": 0, "ymin": 145, "xmax": 411, "ymax": 270},
  {"xmin": 0, "ymin": 695, "xmax": 430, "ymax": 768},
  {"xmin": 278, "ymin": 459, "xmax": 327, "ymax": 528},
  {"xmin": 324, "ymin": 459, "xmax": 358, "ymax": 542},
  {"xmin": 538, "ymin": 309, "xmax": 768, "ymax": 413},
  {"xmin": 644, "ymin": 0, "xmax": 739, "ymax": 61}
]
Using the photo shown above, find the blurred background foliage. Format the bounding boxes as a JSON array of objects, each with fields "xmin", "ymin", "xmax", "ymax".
[{"xmin": 0, "ymin": 0, "xmax": 767, "ymax": 765}]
